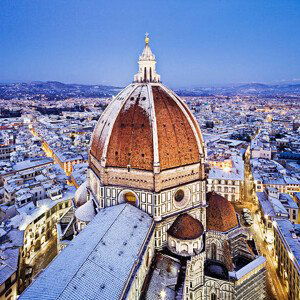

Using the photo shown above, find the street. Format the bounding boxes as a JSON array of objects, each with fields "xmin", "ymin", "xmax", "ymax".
[{"xmin": 236, "ymin": 159, "xmax": 289, "ymax": 300}]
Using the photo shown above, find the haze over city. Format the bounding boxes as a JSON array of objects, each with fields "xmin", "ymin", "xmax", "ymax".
[{"xmin": 1, "ymin": 0, "xmax": 300, "ymax": 87}]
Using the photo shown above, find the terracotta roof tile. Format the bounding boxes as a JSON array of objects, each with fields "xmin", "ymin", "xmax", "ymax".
[
  {"xmin": 206, "ymin": 192, "xmax": 238, "ymax": 232},
  {"xmin": 168, "ymin": 213, "xmax": 204, "ymax": 240},
  {"xmin": 90, "ymin": 83, "xmax": 203, "ymax": 172}
]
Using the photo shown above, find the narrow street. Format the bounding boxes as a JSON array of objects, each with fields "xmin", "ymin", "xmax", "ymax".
[{"xmin": 235, "ymin": 159, "xmax": 289, "ymax": 300}]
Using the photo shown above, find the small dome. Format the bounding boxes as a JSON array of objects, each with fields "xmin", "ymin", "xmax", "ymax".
[
  {"xmin": 206, "ymin": 192, "xmax": 238, "ymax": 232},
  {"xmin": 74, "ymin": 181, "xmax": 87, "ymax": 207},
  {"xmin": 75, "ymin": 200, "xmax": 95, "ymax": 223},
  {"xmin": 168, "ymin": 213, "xmax": 204, "ymax": 240}
]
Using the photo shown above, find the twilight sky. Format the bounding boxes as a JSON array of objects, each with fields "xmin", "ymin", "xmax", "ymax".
[{"xmin": 1, "ymin": 0, "xmax": 300, "ymax": 87}]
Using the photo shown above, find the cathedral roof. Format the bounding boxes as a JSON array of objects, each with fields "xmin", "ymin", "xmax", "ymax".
[
  {"xmin": 167, "ymin": 213, "xmax": 204, "ymax": 240},
  {"xmin": 206, "ymin": 192, "xmax": 239, "ymax": 232},
  {"xmin": 19, "ymin": 204, "xmax": 153, "ymax": 300}
]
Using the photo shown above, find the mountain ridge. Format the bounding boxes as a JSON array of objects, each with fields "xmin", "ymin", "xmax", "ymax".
[{"xmin": 1, "ymin": 81, "xmax": 300, "ymax": 100}]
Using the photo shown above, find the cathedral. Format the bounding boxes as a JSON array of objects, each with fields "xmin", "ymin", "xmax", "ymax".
[{"xmin": 20, "ymin": 35, "xmax": 267, "ymax": 300}]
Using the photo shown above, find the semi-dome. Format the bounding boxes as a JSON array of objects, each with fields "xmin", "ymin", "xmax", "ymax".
[
  {"xmin": 75, "ymin": 200, "xmax": 95, "ymax": 223},
  {"xmin": 168, "ymin": 213, "xmax": 204, "ymax": 240},
  {"xmin": 89, "ymin": 35, "xmax": 205, "ymax": 191},
  {"xmin": 206, "ymin": 192, "xmax": 238, "ymax": 232},
  {"xmin": 74, "ymin": 181, "xmax": 87, "ymax": 207}
]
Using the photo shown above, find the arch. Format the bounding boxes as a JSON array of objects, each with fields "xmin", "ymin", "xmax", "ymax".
[
  {"xmin": 170, "ymin": 239, "xmax": 176, "ymax": 248},
  {"xmin": 144, "ymin": 67, "xmax": 147, "ymax": 82},
  {"xmin": 118, "ymin": 189, "xmax": 139, "ymax": 206},
  {"xmin": 145, "ymin": 249, "xmax": 151, "ymax": 268},
  {"xmin": 211, "ymin": 243, "xmax": 217, "ymax": 260},
  {"xmin": 150, "ymin": 67, "xmax": 152, "ymax": 82},
  {"xmin": 181, "ymin": 243, "xmax": 188, "ymax": 252}
]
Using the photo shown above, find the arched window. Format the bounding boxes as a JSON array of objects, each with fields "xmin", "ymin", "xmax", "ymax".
[
  {"xmin": 211, "ymin": 243, "xmax": 217, "ymax": 260},
  {"xmin": 145, "ymin": 250, "xmax": 151, "ymax": 267},
  {"xmin": 182, "ymin": 243, "xmax": 188, "ymax": 253},
  {"xmin": 211, "ymin": 293, "xmax": 217, "ymax": 300},
  {"xmin": 144, "ymin": 67, "xmax": 147, "ymax": 82},
  {"xmin": 150, "ymin": 67, "xmax": 152, "ymax": 81}
]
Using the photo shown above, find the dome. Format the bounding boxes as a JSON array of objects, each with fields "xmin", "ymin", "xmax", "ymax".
[
  {"xmin": 167, "ymin": 213, "xmax": 204, "ymax": 240},
  {"xmin": 89, "ymin": 35, "xmax": 205, "ymax": 191},
  {"xmin": 206, "ymin": 192, "xmax": 238, "ymax": 232},
  {"xmin": 74, "ymin": 181, "xmax": 87, "ymax": 207},
  {"xmin": 90, "ymin": 84, "xmax": 204, "ymax": 171}
]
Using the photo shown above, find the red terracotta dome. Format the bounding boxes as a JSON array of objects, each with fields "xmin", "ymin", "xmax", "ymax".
[
  {"xmin": 90, "ymin": 83, "xmax": 205, "ymax": 172},
  {"xmin": 167, "ymin": 213, "xmax": 204, "ymax": 240},
  {"xmin": 206, "ymin": 192, "xmax": 238, "ymax": 232}
]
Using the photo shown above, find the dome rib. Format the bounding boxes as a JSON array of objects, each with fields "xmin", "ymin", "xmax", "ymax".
[
  {"xmin": 106, "ymin": 85, "xmax": 154, "ymax": 170},
  {"xmin": 147, "ymin": 84, "xmax": 160, "ymax": 169},
  {"xmin": 152, "ymin": 85, "xmax": 200, "ymax": 170}
]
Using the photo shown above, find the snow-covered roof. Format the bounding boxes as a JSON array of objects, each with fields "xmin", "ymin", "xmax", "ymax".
[
  {"xmin": 12, "ymin": 157, "xmax": 53, "ymax": 171},
  {"xmin": 279, "ymin": 193, "xmax": 298, "ymax": 209},
  {"xmin": 75, "ymin": 200, "xmax": 95, "ymax": 222},
  {"xmin": 208, "ymin": 156, "xmax": 244, "ymax": 181},
  {"xmin": 9, "ymin": 187, "xmax": 76, "ymax": 230},
  {"xmin": 232, "ymin": 256, "xmax": 266, "ymax": 280},
  {"xmin": 275, "ymin": 219, "xmax": 300, "ymax": 271},
  {"xmin": 20, "ymin": 204, "xmax": 153, "ymax": 300},
  {"xmin": 0, "ymin": 229, "xmax": 24, "ymax": 285},
  {"xmin": 145, "ymin": 254, "xmax": 181, "ymax": 300},
  {"xmin": 257, "ymin": 192, "xmax": 288, "ymax": 218}
]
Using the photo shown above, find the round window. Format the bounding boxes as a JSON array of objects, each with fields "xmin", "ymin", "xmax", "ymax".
[
  {"xmin": 174, "ymin": 189, "xmax": 185, "ymax": 202},
  {"xmin": 173, "ymin": 188, "xmax": 190, "ymax": 209},
  {"xmin": 124, "ymin": 192, "xmax": 136, "ymax": 204}
]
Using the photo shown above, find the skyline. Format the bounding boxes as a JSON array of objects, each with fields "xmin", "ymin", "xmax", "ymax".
[{"xmin": 1, "ymin": 0, "xmax": 300, "ymax": 87}]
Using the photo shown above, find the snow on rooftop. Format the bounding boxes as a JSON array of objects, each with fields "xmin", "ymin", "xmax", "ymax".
[
  {"xmin": 9, "ymin": 187, "xmax": 76, "ymax": 230},
  {"xmin": 233, "ymin": 256, "xmax": 266, "ymax": 280},
  {"xmin": 257, "ymin": 192, "xmax": 288, "ymax": 218},
  {"xmin": 0, "ymin": 229, "xmax": 24, "ymax": 285},
  {"xmin": 74, "ymin": 200, "xmax": 95, "ymax": 222},
  {"xmin": 145, "ymin": 254, "xmax": 180, "ymax": 300},
  {"xmin": 20, "ymin": 204, "xmax": 153, "ymax": 300},
  {"xmin": 12, "ymin": 157, "xmax": 53, "ymax": 171},
  {"xmin": 275, "ymin": 219, "xmax": 300, "ymax": 270},
  {"xmin": 208, "ymin": 156, "xmax": 244, "ymax": 181}
]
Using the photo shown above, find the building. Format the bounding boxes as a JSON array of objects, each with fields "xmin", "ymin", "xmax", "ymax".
[
  {"xmin": 207, "ymin": 155, "xmax": 244, "ymax": 202},
  {"xmin": 0, "ymin": 145, "xmax": 17, "ymax": 161},
  {"xmin": 251, "ymin": 158, "xmax": 300, "ymax": 195},
  {"xmin": 250, "ymin": 130, "xmax": 271, "ymax": 160},
  {"xmin": 20, "ymin": 35, "xmax": 266, "ymax": 300},
  {"xmin": 0, "ymin": 228, "xmax": 23, "ymax": 300},
  {"xmin": 256, "ymin": 187, "xmax": 298, "ymax": 243},
  {"xmin": 273, "ymin": 219, "xmax": 300, "ymax": 300}
]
